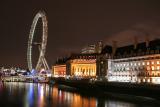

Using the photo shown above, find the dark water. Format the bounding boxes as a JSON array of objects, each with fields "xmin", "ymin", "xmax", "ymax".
[{"xmin": 0, "ymin": 82, "xmax": 156, "ymax": 107}]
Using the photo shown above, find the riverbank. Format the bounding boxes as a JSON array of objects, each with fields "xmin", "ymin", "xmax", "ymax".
[{"xmin": 52, "ymin": 77, "xmax": 160, "ymax": 105}]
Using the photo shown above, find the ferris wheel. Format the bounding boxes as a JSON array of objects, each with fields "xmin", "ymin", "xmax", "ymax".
[{"xmin": 27, "ymin": 11, "xmax": 49, "ymax": 71}]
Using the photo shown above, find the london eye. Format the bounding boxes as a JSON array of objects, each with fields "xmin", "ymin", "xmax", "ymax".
[{"xmin": 27, "ymin": 11, "xmax": 49, "ymax": 72}]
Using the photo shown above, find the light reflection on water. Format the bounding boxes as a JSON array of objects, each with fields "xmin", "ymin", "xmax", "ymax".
[{"xmin": 0, "ymin": 82, "xmax": 148, "ymax": 107}]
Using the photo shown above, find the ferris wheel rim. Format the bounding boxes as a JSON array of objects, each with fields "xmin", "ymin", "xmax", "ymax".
[{"xmin": 27, "ymin": 11, "xmax": 48, "ymax": 71}]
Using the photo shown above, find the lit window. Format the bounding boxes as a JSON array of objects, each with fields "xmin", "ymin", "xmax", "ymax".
[
  {"xmin": 131, "ymin": 63, "xmax": 133, "ymax": 66},
  {"xmin": 138, "ymin": 63, "xmax": 140, "ymax": 66},
  {"xmin": 134, "ymin": 63, "xmax": 137, "ymax": 66},
  {"xmin": 147, "ymin": 66, "xmax": 150, "ymax": 70},
  {"xmin": 147, "ymin": 62, "xmax": 150, "ymax": 65},
  {"xmin": 152, "ymin": 61, "xmax": 154, "ymax": 65},
  {"xmin": 147, "ymin": 79, "xmax": 150, "ymax": 83},
  {"xmin": 126, "ymin": 67, "xmax": 129, "ymax": 70},
  {"xmin": 142, "ymin": 62, "xmax": 145, "ymax": 65},
  {"xmin": 152, "ymin": 66, "xmax": 155, "ymax": 70},
  {"xmin": 157, "ymin": 66, "xmax": 160, "ymax": 70},
  {"xmin": 124, "ymin": 64, "xmax": 126, "ymax": 66},
  {"xmin": 157, "ymin": 61, "xmax": 160, "ymax": 64},
  {"xmin": 143, "ymin": 79, "xmax": 145, "ymax": 82}
]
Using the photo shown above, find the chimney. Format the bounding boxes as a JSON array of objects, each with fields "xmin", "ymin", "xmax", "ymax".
[
  {"xmin": 97, "ymin": 41, "xmax": 103, "ymax": 53},
  {"xmin": 145, "ymin": 34, "xmax": 149, "ymax": 47},
  {"xmin": 134, "ymin": 36, "xmax": 138, "ymax": 49},
  {"xmin": 112, "ymin": 41, "xmax": 117, "ymax": 55}
]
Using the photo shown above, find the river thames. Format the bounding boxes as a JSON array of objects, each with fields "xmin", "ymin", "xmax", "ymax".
[{"xmin": 0, "ymin": 82, "xmax": 157, "ymax": 107}]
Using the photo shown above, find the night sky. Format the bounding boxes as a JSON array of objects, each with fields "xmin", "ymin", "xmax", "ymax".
[{"xmin": 1, "ymin": 0, "xmax": 160, "ymax": 68}]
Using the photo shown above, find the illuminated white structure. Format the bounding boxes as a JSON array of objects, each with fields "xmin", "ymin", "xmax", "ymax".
[
  {"xmin": 106, "ymin": 39, "xmax": 160, "ymax": 84},
  {"xmin": 27, "ymin": 11, "xmax": 50, "ymax": 72},
  {"xmin": 108, "ymin": 54, "xmax": 160, "ymax": 84}
]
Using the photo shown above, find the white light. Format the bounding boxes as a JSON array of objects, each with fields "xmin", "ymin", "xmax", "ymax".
[
  {"xmin": 143, "ymin": 79, "xmax": 145, "ymax": 82},
  {"xmin": 134, "ymin": 63, "xmax": 137, "ymax": 66},
  {"xmin": 157, "ymin": 78, "xmax": 160, "ymax": 83},
  {"xmin": 126, "ymin": 67, "xmax": 129, "ymax": 70},
  {"xmin": 147, "ymin": 79, "xmax": 150, "ymax": 83},
  {"xmin": 152, "ymin": 78, "xmax": 155, "ymax": 83},
  {"xmin": 142, "ymin": 62, "xmax": 145, "ymax": 65},
  {"xmin": 47, "ymin": 74, "xmax": 51, "ymax": 77}
]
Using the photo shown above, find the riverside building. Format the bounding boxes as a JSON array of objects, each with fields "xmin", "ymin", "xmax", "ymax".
[
  {"xmin": 106, "ymin": 39, "xmax": 160, "ymax": 84},
  {"xmin": 66, "ymin": 54, "xmax": 97, "ymax": 78},
  {"xmin": 52, "ymin": 41, "xmax": 108, "ymax": 78},
  {"xmin": 53, "ymin": 38, "xmax": 160, "ymax": 84},
  {"xmin": 52, "ymin": 58, "xmax": 67, "ymax": 77}
]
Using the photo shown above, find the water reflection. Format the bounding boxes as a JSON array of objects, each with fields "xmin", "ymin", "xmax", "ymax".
[{"xmin": 0, "ymin": 82, "xmax": 153, "ymax": 107}]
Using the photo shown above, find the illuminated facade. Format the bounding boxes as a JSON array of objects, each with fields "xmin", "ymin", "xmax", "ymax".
[
  {"xmin": 52, "ymin": 57, "xmax": 68, "ymax": 77},
  {"xmin": 106, "ymin": 39, "xmax": 160, "ymax": 84},
  {"xmin": 70, "ymin": 59, "xmax": 96, "ymax": 77},
  {"xmin": 52, "ymin": 64, "xmax": 66, "ymax": 77},
  {"xmin": 53, "ymin": 54, "xmax": 99, "ymax": 78},
  {"xmin": 108, "ymin": 55, "xmax": 160, "ymax": 83},
  {"xmin": 66, "ymin": 54, "xmax": 98, "ymax": 78},
  {"xmin": 54, "ymin": 38, "xmax": 160, "ymax": 84}
]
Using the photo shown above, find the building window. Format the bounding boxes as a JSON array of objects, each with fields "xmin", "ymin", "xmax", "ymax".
[
  {"xmin": 142, "ymin": 62, "xmax": 145, "ymax": 65},
  {"xmin": 138, "ymin": 62, "xmax": 140, "ymax": 66},
  {"xmin": 147, "ymin": 66, "xmax": 150, "ymax": 70},
  {"xmin": 147, "ymin": 62, "xmax": 150, "ymax": 65},
  {"xmin": 126, "ymin": 67, "xmax": 129, "ymax": 71},
  {"xmin": 143, "ymin": 79, "xmax": 145, "ymax": 82},
  {"xmin": 157, "ymin": 66, "xmax": 160, "ymax": 70},
  {"xmin": 152, "ymin": 66, "xmax": 155, "ymax": 70},
  {"xmin": 134, "ymin": 63, "xmax": 137, "ymax": 66},
  {"xmin": 157, "ymin": 61, "xmax": 160, "ymax": 64},
  {"xmin": 152, "ymin": 61, "xmax": 154, "ymax": 65}
]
